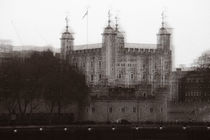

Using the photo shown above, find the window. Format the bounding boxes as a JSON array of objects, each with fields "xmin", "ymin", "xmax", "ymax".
[
  {"xmin": 121, "ymin": 107, "xmax": 125, "ymax": 113},
  {"xmin": 92, "ymin": 107, "xmax": 95, "ymax": 113},
  {"xmin": 99, "ymin": 61, "xmax": 102, "ymax": 68},
  {"xmin": 109, "ymin": 107, "xmax": 112, "ymax": 113},
  {"xmin": 91, "ymin": 75, "xmax": 94, "ymax": 81},
  {"xmin": 150, "ymin": 108, "xmax": 153, "ymax": 113},
  {"xmin": 133, "ymin": 107, "xmax": 136, "ymax": 113},
  {"xmin": 91, "ymin": 61, "xmax": 94, "ymax": 68},
  {"xmin": 99, "ymin": 74, "xmax": 102, "ymax": 80},
  {"xmin": 160, "ymin": 108, "xmax": 163, "ymax": 112},
  {"xmin": 131, "ymin": 73, "xmax": 134, "ymax": 79},
  {"xmin": 119, "ymin": 74, "xmax": 122, "ymax": 79}
]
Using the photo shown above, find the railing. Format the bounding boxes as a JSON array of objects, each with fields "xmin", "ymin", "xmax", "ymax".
[{"xmin": 0, "ymin": 123, "xmax": 210, "ymax": 140}]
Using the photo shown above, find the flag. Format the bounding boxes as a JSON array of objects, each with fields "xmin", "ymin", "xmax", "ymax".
[{"xmin": 82, "ymin": 10, "xmax": 88, "ymax": 19}]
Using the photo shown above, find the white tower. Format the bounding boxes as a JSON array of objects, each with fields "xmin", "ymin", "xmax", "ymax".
[
  {"xmin": 60, "ymin": 17, "xmax": 74, "ymax": 60},
  {"xmin": 101, "ymin": 11, "xmax": 117, "ymax": 84},
  {"xmin": 157, "ymin": 12, "xmax": 171, "ymax": 50}
]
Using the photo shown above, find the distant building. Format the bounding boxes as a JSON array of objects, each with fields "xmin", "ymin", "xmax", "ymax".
[
  {"xmin": 179, "ymin": 70, "xmax": 210, "ymax": 102},
  {"xmin": 13, "ymin": 45, "xmax": 59, "ymax": 52},
  {"xmin": 168, "ymin": 67, "xmax": 210, "ymax": 121},
  {"xmin": 0, "ymin": 40, "xmax": 14, "ymax": 64},
  {"xmin": 0, "ymin": 39, "xmax": 13, "ymax": 53},
  {"xmin": 170, "ymin": 66, "xmax": 210, "ymax": 102}
]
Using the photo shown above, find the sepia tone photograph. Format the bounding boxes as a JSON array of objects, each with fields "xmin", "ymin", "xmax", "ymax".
[{"xmin": 0, "ymin": 0, "xmax": 210, "ymax": 139}]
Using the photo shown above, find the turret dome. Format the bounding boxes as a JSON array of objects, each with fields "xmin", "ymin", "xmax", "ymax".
[
  {"xmin": 61, "ymin": 31, "xmax": 74, "ymax": 39},
  {"xmin": 158, "ymin": 27, "xmax": 170, "ymax": 35},
  {"xmin": 103, "ymin": 25, "xmax": 114, "ymax": 34}
]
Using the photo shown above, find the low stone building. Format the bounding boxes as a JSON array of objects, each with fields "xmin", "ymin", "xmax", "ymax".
[{"xmin": 84, "ymin": 87, "xmax": 168, "ymax": 122}]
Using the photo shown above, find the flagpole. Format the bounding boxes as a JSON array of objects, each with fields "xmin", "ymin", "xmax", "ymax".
[
  {"xmin": 87, "ymin": 10, "xmax": 88, "ymax": 49},
  {"xmin": 82, "ymin": 8, "xmax": 89, "ymax": 49}
]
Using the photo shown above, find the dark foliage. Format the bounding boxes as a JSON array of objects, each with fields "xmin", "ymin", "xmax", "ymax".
[{"xmin": 0, "ymin": 50, "xmax": 89, "ymax": 119}]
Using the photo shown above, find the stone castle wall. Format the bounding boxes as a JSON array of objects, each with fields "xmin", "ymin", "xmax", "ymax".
[{"xmin": 84, "ymin": 97, "xmax": 167, "ymax": 122}]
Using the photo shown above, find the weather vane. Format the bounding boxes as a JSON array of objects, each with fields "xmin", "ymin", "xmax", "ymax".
[
  {"xmin": 108, "ymin": 10, "xmax": 111, "ymax": 26},
  {"xmin": 65, "ymin": 16, "xmax": 69, "ymax": 31},
  {"xmin": 161, "ymin": 11, "xmax": 166, "ymax": 28}
]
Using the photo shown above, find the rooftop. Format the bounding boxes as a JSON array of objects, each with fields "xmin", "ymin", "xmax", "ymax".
[{"xmin": 74, "ymin": 43, "xmax": 156, "ymax": 50}]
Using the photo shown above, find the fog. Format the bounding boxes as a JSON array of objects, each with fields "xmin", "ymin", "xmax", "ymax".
[{"xmin": 0, "ymin": 0, "xmax": 210, "ymax": 67}]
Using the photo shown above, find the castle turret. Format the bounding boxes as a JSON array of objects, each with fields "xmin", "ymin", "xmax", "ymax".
[
  {"xmin": 156, "ymin": 13, "xmax": 172, "ymax": 89},
  {"xmin": 157, "ymin": 13, "xmax": 171, "ymax": 50},
  {"xmin": 60, "ymin": 17, "xmax": 74, "ymax": 60},
  {"xmin": 102, "ymin": 11, "xmax": 117, "ymax": 84}
]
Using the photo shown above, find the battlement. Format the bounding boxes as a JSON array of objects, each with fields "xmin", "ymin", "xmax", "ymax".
[
  {"xmin": 123, "ymin": 48, "xmax": 157, "ymax": 54},
  {"xmin": 69, "ymin": 48, "xmax": 102, "ymax": 55},
  {"xmin": 90, "ymin": 95, "xmax": 156, "ymax": 101}
]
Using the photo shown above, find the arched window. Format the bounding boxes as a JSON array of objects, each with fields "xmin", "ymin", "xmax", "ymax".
[
  {"xmin": 131, "ymin": 73, "xmax": 134, "ymax": 79},
  {"xmin": 109, "ymin": 107, "xmax": 112, "ymax": 113},
  {"xmin": 121, "ymin": 107, "xmax": 125, "ymax": 113},
  {"xmin": 133, "ymin": 107, "xmax": 136, "ymax": 113},
  {"xmin": 91, "ymin": 75, "xmax": 94, "ymax": 81},
  {"xmin": 99, "ymin": 74, "xmax": 102, "ymax": 80},
  {"xmin": 99, "ymin": 61, "xmax": 102, "ymax": 68},
  {"xmin": 92, "ymin": 107, "xmax": 95, "ymax": 113},
  {"xmin": 119, "ymin": 74, "xmax": 122, "ymax": 79},
  {"xmin": 91, "ymin": 61, "xmax": 94, "ymax": 68}
]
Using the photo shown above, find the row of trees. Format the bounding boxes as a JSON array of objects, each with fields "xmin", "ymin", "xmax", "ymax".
[{"xmin": 0, "ymin": 51, "xmax": 89, "ymax": 118}]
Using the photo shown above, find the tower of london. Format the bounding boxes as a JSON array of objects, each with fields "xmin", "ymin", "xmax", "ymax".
[{"xmin": 60, "ymin": 13, "xmax": 172, "ymax": 122}]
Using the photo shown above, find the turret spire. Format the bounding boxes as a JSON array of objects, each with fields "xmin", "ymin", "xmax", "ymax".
[
  {"xmin": 115, "ymin": 16, "xmax": 118, "ymax": 31},
  {"xmin": 65, "ymin": 16, "xmax": 69, "ymax": 32},
  {"xmin": 161, "ymin": 11, "xmax": 165, "ymax": 28},
  {"xmin": 108, "ymin": 10, "xmax": 111, "ymax": 26}
]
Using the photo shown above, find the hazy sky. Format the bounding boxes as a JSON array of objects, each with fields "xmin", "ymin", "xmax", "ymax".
[{"xmin": 0, "ymin": 0, "xmax": 210, "ymax": 67}]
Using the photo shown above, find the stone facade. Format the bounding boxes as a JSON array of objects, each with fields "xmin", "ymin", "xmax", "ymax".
[
  {"xmin": 83, "ymin": 87, "xmax": 168, "ymax": 122},
  {"xmin": 61, "ymin": 20, "xmax": 172, "ymax": 88},
  {"xmin": 169, "ymin": 68, "xmax": 188, "ymax": 101},
  {"xmin": 60, "ymin": 16, "xmax": 172, "ymax": 122}
]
